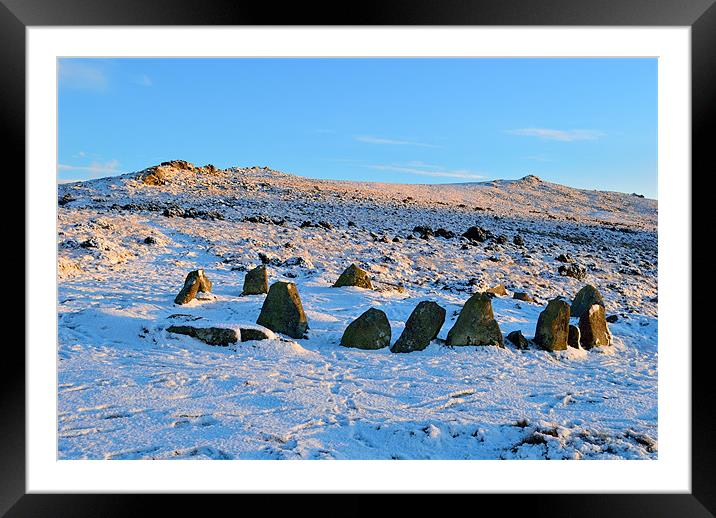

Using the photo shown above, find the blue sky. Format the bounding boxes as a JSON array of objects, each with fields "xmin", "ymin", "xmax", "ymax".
[{"xmin": 58, "ymin": 58, "xmax": 657, "ymax": 198}]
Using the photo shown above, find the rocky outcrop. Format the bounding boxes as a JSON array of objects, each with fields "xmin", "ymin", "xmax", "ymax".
[
  {"xmin": 534, "ymin": 298, "xmax": 570, "ymax": 351},
  {"xmin": 446, "ymin": 292, "xmax": 503, "ymax": 347},
  {"xmin": 391, "ymin": 301, "xmax": 446, "ymax": 353},
  {"xmin": 239, "ymin": 327, "xmax": 272, "ymax": 342},
  {"xmin": 242, "ymin": 264, "xmax": 269, "ymax": 295},
  {"xmin": 462, "ymin": 226, "xmax": 491, "ymax": 242},
  {"xmin": 333, "ymin": 264, "xmax": 373, "ymax": 289},
  {"xmin": 166, "ymin": 325, "xmax": 238, "ymax": 346},
  {"xmin": 340, "ymin": 308, "xmax": 391, "ymax": 350},
  {"xmin": 174, "ymin": 269, "xmax": 213, "ymax": 305},
  {"xmin": 256, "ymin": 281, "xmax": 309, "ymax": 339},
  {"xmin": 579, "ymin": 304, "xmax": 612, "ymax": 349},
  {"xmin": 571, "ymin": 284, "xmax": 605, "ymax": 318}
]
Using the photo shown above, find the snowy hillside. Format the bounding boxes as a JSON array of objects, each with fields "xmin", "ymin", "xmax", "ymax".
[{"xmin": 57, "ymin": 161, "xmax": 658, "ymax": 460}]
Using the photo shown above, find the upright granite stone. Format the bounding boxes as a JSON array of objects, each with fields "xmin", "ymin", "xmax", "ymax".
[
  {"xmin": 513, "ymin": 292, "xmax": 535, "ymax": 303},
  {"xmin": 174, "ymin": 269, "xmax": 213, "ymax": 305},
  {"xmin": 568, "ymin": 324, "xmax": 581, "ymax": 349},
  {"xmin": 166, "ymin": 325, "xmax": 238, "ymax": 346},
  {"xmin": 242, "ymin": 264, "xmax": 269, "ymax": 295},
  {"xmin": 391, "ymin": 301, "xmax": 446, "ymax": 353},
  {"xmin": 571, "ymin": 284, "xmax": 606, "ymax": 319},
  {"xmin": 256, "ymin": 281, "xmax": 309, "ymax": 339},
  {"xmin": 579, "ymin": 304, "xmax": 613, "ymax": 349},
  {"xmin": 333, "ymin": 263, "xmax": 373, "ymax": 289},
  {"xmin": 534, "ymin": 298, "xmax": 570, "ymax": 351},
  {"xmin": 340, "ymin": 308, "xmax": 391, "ymax": 350},
  {"xmin": 446, "ymin": 292, "xmax": 503, "ymax": 347}
]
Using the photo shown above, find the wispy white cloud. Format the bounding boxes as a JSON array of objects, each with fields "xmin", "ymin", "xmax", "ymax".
[
  {"xmin": 58, "ymin": 60, "xmax": 108, "ymax": 91},
  {"xmin": 58, "ymin": 159, "xmax": 123, "ymax": 179},
  {"xmin": 355, "ymin": 135, "xmax": 440, "ymax": 148},
  {"xmin": 366, "ymin": 162, "xmax": 486, "ymax": 181},
  {"xmin": 132, "ymin": 74, "xmax": 153, "ymax": 87},
  {"xmin": 507, "ymin": 128, "xmax": 605, "ymax": 141}
]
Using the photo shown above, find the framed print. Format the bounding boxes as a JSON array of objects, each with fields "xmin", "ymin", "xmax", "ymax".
[{"xmin": 8, "ymin": 0, "xmax": 714, "ymax": 515}]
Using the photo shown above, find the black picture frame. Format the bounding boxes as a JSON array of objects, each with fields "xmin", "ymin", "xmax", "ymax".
[{"xmin": 7, "ymin": 0, "xmax": 712, "ymax": 515}]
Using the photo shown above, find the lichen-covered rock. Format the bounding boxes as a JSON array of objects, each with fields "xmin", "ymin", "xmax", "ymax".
[
  {"xmin": 242, "ymin": 264, "xmax": 269, "ymax": 295},
  {"xmin": 340, "ymin": 308, "xmax": 391, "ymax": 350},
  {"xmin": 166, "ymin": 325, "xmax": 238, "ymax": 346},
  {"xmin": 333, "ymin": 263, "xmax": 373, "ymax": 289},
  {"xmin": 571, "ymin": 284, "xmax": 605, "ymax": 318},
  {"xmin": 174, "ymin": 269, "xmax": 213, "ymax": 305},
  {"xmin": 579, "ymin": 304, "xmax": 613, "ymax": 349},
  {"xmin": 446, "ymin": 292, "xmax": 503, "ymax": 347},
  {"xmin": 506, "ymin": 330, "xmax": 529, "ymax": 350},
  {"xmin": 568, "ymin": 324, "xmax": 581, "ymax": 349},
  {"xmin": 141, "ymin": 167, "xmax": 167, "ymax": 186},
  {"xmin": 534, "ymin": 298, "xmax": 571, "ymax": 351},
  {"xmin": 513, "ymin": 292, "xmax": 535, "ymax": 303},
  {"xmin": 256, "ymin": 281, "xmax": 309, "ymax": 339},
  {"xmin": 391, "ymin": 301, "xmax": 446, "ymax": 353}
]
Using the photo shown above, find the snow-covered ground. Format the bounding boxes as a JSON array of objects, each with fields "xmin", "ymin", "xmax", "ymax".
[{"xmin": 57, "ymin": 163, "xmax": 658, "ymax": 460}]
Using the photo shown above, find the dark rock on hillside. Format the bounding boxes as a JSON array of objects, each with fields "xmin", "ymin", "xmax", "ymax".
[
  {"xmin": 340, "ymin": 308, "xmax": 391, "ymax": 350},
  {"xmin": 391, "ymin": 301, "xmax": 446, "ymax": 353},
  {"xmin": 606, "ymin": 314, "xmax": 619, "ymax": 323},
  {"xmin": 256, "ymin": 281, "xmax": 309, "ymax": 339},
  {"xmin": 333, "ymin": 264, "xmax": 373, "ymax": 289},
  {"xmin": 166, "ymin": 325, "xmax": 238, "ymax": 346},
  {"xmin": 534, "ymin": 298, "xmax": 570, "ymax": 351},
  {"xmin": 435, "ymin": 228, "xmax": 456, "ymax": 239},
  {"xmin": 513, "ymin": 235, "xmax": 525, "ymax": 246},
  {"xmin": 506, "ymin": 330, "xmax": 529, "ymax": 350},
  {"xmin": 579, "ymin": 304, "xmax": 612, "ymax": 349},
  {"xmin": 413, "ymin": 226, "xmax": 433, "ymax": 239},
  {"xmin": 495, "ymin": 235, "xmax": 508, "ymax": 245},
  {"xmin": 462, "ymin": 226, "xmax": 491, "ymax": 242},
  {"xmin": 558, "ymin": 263, "xmax": 587, "ymax": 280},
  {"xmin": 143, "ymin": 236, "xmax": 157, "ymax": 245},
  {"xmin": 58, "ymin": 193, "xmax": 76, "ymax": 206},
  {"xmin": 571, "ymin": 284, "xmax": 605, "ymax": 318},
  {"xmin": 174, "ymin": 269, "xmax": 213, "ymax": 305},
  {"xmin": 242, "ymin": 264, "xmax": 269, "ymax": 295},
  {"xmin": 446, "ymin": 292, "xmax": 503, "ymax": 347},
  {"xmin": 556, "ymin": 254, "xmax": 574, "ymax": 263}
]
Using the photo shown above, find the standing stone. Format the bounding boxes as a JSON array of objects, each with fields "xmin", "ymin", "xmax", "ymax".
[
  {"xmin": 256, "ymin": 281, "xmax": 309, "ymax": 339},
  {"xmin": 340, "ymin": 308, "xmax": 391, "ymax": 350},
  {"xmin": 242, "ymin": 264, "xmax": 269, "ymax": 295},
  {"xmin": 391, "ymin": 301, "xmax": 446, "ymax": 353},
  {"xmin": 446, "ymin": 292, "xmax": 504, "ymax": 347},
  {"xmin": 579, "ymin": 304, "xmax": 613, "ymax": 349},
  {"xmin": 571, "ymin": 284, "xmax": 606, "ymax": 318},
  {"xmin": 506, "ymin": 330, "xmax": 530, "ymax": 350},
  {"xmin": 534, "ymin": 298, "xmax": 570, "ymax": 351},
  {"xmin": 333, "ymin": 263, "xmax": 373, "ymax": 289},
  {"xmin": 568, "ymin": 324, "xmax": 581, "ymax": 349},
  {"xmin": 174, "ymin": 269, "xmax": 212, "ymax": 305}
]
